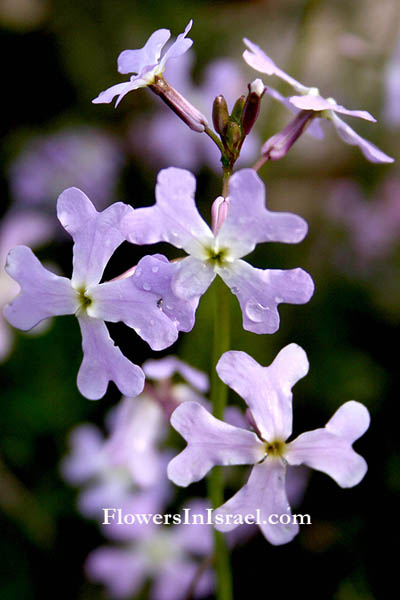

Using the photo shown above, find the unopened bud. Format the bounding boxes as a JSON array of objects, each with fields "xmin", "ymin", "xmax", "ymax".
[
  {"xmin": 242, "ymin": 78, "xmax": 266, "ymax": 135},
  {"xmin": 211, "ymin": 195, "xmax": 230, "ymax": 235},
  {"xmin": 225, "ymin": 121, "xmax": 242, "ymax": 151},
  {"xmin": 150, "ymin": 77, "xmax": 208, "ymax": 133},
  {"xmin": 212, "ymin": 95, "xmax": 229, "ymax": 135},
  {"xmin": 230, "ymin": 95, "xmax": 246, "ymax": 124},
  {"xmin": 261, "ymin": 110, "xmax": 315, "ymax": 161}
]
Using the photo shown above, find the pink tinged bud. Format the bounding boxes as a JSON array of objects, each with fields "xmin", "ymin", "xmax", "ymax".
[
  {"xmin": 211, "ymin": 195, "xmax": 230, "ymax": 235},
  {"xmin": 150, "ymin": 77, "xmax": 209, "ymax": 133},
  {"xmin": 212, "ymin": 95, "xmax": 229, "ymax": 135},
  {"xmin": 242, "ymin": 78, "xmax": 266, "ymax": 135},
  {"xmin": 261, "ymin": 110, "xmax": 315, "ymax": 161}
]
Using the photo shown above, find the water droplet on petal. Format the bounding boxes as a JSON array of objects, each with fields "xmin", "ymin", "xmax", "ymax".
[
  {"xmin": 275, "ymin": 296, "xmax": 283, "ymax": 303},
  {"xmin": 150, "ymin": 319, "xmax": 155, "ymax": 326},
  {"xmin": 152, "ymin": 266, "xmax": 159, "ymax": 273},
  {"xmin": 143, "ymin": 283, "xmax": 151, "ymax": 291},
  {"xmin": 245, "ymin": 301, "xmax": 270, "ymax": 323},
  {"xmin": 166, "ymin": 304, "xmax": 173, "ymax": 311},
  {"xmin": 170, "ymin": 231, "xmax": 179, "ymax": 238},
  {"xmin": 135, "ymin": 267, "xmax": 142, "ymax": 277},
  {"xmin": 231, "ymin": 286, "xmax": 240, "ymax": 294}
]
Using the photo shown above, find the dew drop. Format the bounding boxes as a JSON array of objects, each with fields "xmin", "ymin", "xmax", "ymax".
[
  {"xmin": 143, "ymin": 282, "xmax": 151, "ymax": 291},
  {"xmin": 275, "ymin": 296, "xmax": 283, "ymax": 303},
  {"xmin": 150, "ymin": 319, "xmax": 155, "ymax": 326},
  {"xmin": 135, "ymin": 267, "xmax": 142, "ymax": 277},
  {"xmin": 245, "ymin": 301, "xmax": 270, "ymax": 322},
  {"xmin": 166, "ymin": 304, "xmax": 173, "ymax": 311},
  {"xmin": 170, "ymin": 231, "xmax": 179, "ymax": 238},
  {"xmin": 231, "ymin": 286, "xmax": 240, "ymax": 294},
  {"xmin": 152, "ymin": 266, "xmax": 159, "ymax": 273}
]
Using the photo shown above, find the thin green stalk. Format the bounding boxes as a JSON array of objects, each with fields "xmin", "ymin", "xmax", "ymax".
[
  {"xmin": 207, "ymin": 276, "xmax": 233, "ymax": 600},
  {"xmin": 204, "ymin": 125, "xmax": 225, "ymax": 154}
]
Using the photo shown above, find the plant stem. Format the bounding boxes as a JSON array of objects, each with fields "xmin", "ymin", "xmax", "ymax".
[
  {"xmin": 204, "ymin": 125, "xmax": 225, "ymax": 154},
  {"xmin": 207, "ymin": 276, "xmax": 233, "ymax": 600}
]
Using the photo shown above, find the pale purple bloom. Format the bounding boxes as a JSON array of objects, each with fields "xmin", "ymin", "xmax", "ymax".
[
  {"xmin": 0, "ymin": 211, "xmax": 52, "ymax": 361},
  {"xmin": 129, "ymin": 51, "xmax": 260, "ymax": 171},
  {"xmin": 9, "ymin": 127, "xmax": 124, "ymax": 211},
  {"xmin": 384, "ymin": 34, "xmax": 400, "ymax": 125},
  {"xmin": 86, "ymin": 500, "xmax": 214, "ymax": 600},
  {"xmin": 3, "ymin": 188, "xmax": 188, "ymax": 399},
  {"xmin": 327, "ymin": 178, "xmax": 400, "ymax": 266},
  {"xmin": 123, "ymin": 167, "xmax": 314, "ymax": 335},
  {"xmin": 168, "ymin": 344, "xmax": 370, "ymax": 545},
  {"xmin": 143, "ymin": 355, "xmax": 209, "ymax": 393},
  {"xmin": 243, "ymin": 38, "xmax": 394, "ymax": 163},
  {"xmin": 93, "ymin": 21, "xmax": 194, "ymax": 107}
]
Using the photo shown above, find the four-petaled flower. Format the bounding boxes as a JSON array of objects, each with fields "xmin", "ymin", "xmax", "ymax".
[
  {"xmin": 168, "ymin": 344, "xmax": 370, "ymax": 545},
  {"xmin": 243, "ymin": 38, "xmax": 394, "ymax": 163},
  {"xmin": 93, "ymin": 21, "xmax": 194, "ymax": 107},
  {"xmin": 3, "ymin": 188, "xmax": 194, "ymax": 399},
  {"xmin": 122, "ymin": 167, "xmax": 314, "ymax": 335}
]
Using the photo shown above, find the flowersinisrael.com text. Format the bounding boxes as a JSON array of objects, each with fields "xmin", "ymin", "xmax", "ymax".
[{"xmin": 102, "ymin": 508, "xmax": 312, "ymax": 527}]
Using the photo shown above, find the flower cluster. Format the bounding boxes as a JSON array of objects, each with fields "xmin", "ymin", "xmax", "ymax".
[{"xmin": 3, "ymin": 17, "xmax": 382, "ymax": 600}]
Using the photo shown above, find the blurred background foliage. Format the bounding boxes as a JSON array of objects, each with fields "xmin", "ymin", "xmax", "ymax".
[{"xmin": 0, "ymin": 0, "xmax": 399, "ymax": 598}]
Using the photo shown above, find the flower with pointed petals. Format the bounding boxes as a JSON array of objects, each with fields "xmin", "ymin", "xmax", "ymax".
[
  {"xmin": 168, "ymin": 344, "xmax": 370, "ymax": 545},
  {"xmin": 3, "ymin": 188, "xmax": 190, "ymax": 400},
  {"xmin": 243, "ymin": 38, "xmax": 394, "ymax": 163},
  {"xmin": 123, "ymin": 167, "xmax": 314, "ymax": 335},
  {"xmin": 93, "ymin": 21, "xmax": 194, "ymax": 107}
]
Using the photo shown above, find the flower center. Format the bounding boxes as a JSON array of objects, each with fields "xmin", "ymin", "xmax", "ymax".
[
  {"xmin": 76, "ymin": 287, "xmax": 93, "ymax": 312},
  {"xmin": 205, "ymin": 245, "xmax": 230, "ymax": 267},
  {"xmin": 264, "ymin": 439, "xmax": 286, "ymax": 457}
]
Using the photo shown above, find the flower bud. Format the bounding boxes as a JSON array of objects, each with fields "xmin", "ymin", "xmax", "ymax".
[
  {"xmin": 242, "ymin": 78, "xmax": 266, "ymax": 135},
  {"xmin": 230, "ymin": 95, "xmax": 246, "ymax": 124},
  {"xmin": 212, "ymin": 95, "xmax": 229, "ymax": 135},
  {"xmin": 225, "ymin": 121, "xmax": 242, "ymax": 151},
  {"xmin": 211, "ymin": 195, "xmax": 230, "ymax": 235}
]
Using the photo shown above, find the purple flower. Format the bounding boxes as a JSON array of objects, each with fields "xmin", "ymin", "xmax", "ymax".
[
  {"xmin": 9, "ymin": 127, "xmax": 124, "ymax": 211},
  {"xmin": 0, "ymin": 211, "xmax": 52, "ymax": 361},
  {"xmin": 168, "ymin": 344, "xmax": 370, "ymax": 545},
  {"xmin": 123, "ymin": 167, "xmax": 314, "ymax": 335},
  {"xmin": 86, "ymin": 500, "xmax": 214, "ymax": 600},
  {"xmin": 3, "ymin": 188, "xmax": 187, "ymax": 399},
  {"xmin": 243, "ymin": 38, "xmax": 394, "ymax": 163},
  {"xmin": 93, "ymin": 21, "xmax": 194, "ymax": 107}
]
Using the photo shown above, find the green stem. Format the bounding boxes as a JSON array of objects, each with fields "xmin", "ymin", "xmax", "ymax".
[
  {"xmin": 207, "ymin": 276, "xmax": 233, "ymax": 600},
  {"xmin": 204, "ymin": 125, "xmax": 225, "ymax": 154}
]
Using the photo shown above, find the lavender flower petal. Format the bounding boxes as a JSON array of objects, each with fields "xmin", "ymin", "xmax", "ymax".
[
  {"xmin": 219, "ymin": 260, "xmax": 314, "ymax": 334},
  {"xmin": 77, "ymin": 316, "xmax": 144, "ymax": 400},
  {"xmin": 57, "ymin": 187, "xmax": 133, "ymax": 287},
  {"xmin": 286, "ymin": 401, "xmax": 369, "ymax": 487},
  {"xmin": 159, "ymin": 20, "xmax": 193, "ymax": 67},
  {"xmin": 92, "ymin": 81, "xmax": 137, "ymax": 105},
  {"xmin": 289, "ymin": 95, "xmax": 376, "ymax": 121},
  {"xmin": 214, "ymin": 458, "xmax": 299, "ymax": 545},
  {"xmin": 167, "ymin": 401, "xmax": 265, "ymax": 487},
  {"xmin": 3, "ymin": 246, "xmax": 77, "ymax": 330},
  {"xmin": 217, "ymin": 169, "xmax": 308, "ymax": 258},
  {"xmin": 331, "ymin": 113, "xmax": 394, "ymax": 163},
  {"xmin": 172, "ymin": 256, "xmax": 216, "ymax": 300},
  {"xmin": 61, "ymin": 424, "xmax": 105, "ymax": 484},
  {"xmin": 86, "ymin": 546, "xmax": 147, "ymax": 599},
  {"xmin": 89, "ymin": 277, "xmax": 179, "ymax": 351},
  {"xmin": 132, "ymin": 254, "xmax": 199, "ymax": 332},
  {"xmin": 118, "ymin": 29, "xmax": 171, "ymax": 74},
  {"xmin": 216, "ymin": 345, "xmax": 308, "ymax": 443},
  {"xmin": 266, "ymin": 87, "xmax": 325, "ymax": 139},
  {"xmin": 152, "ymin": 560, "xmax": 213, "ymax": 600},
  {"xmin": 143, "ymin": 356, "xmax": 209, "ymax": 392},
  {"xmin": 123, "ymin": 168, "xmax": 213, "ymax": 256}
]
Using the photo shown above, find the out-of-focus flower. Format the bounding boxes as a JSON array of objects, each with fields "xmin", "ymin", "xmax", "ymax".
[
  {"xmin": 243, "ymin": 38, "xmax": 394, "ymax": 163},
  {"xmin": 129, "ymin": 51, "xmax": 260, "ymax": 171},
  {"xmin": 4, "ymin": 189, "xmax": 193, "ymax": 399},
  {"xmin": 0, "ymin": 211, "xmax": 52, "ymax": 361},
  {"xmin": 9, "ymin": 127, "xmax": 124, "ymax": 211},
  {"xmin": 168, "ymin": 345, "xmax": 370, "ymax": 545},
  {"xmin": 384, "ymin": 33, "xmax": 400, "ymax": 126},
  {"xmin": 327, "ymin": 178, "xmax": 400, "ymax": 265},
  {"xmin": 123, "ymin": 167, "xmax": 314, "ymax": 335},
  {"xmin": 86, "ymin": 499, "xmax": 214, "ymax": 600},
  {"xmin": 93, "ymin": 21, "xmax": 195, "ymax": 107}
]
